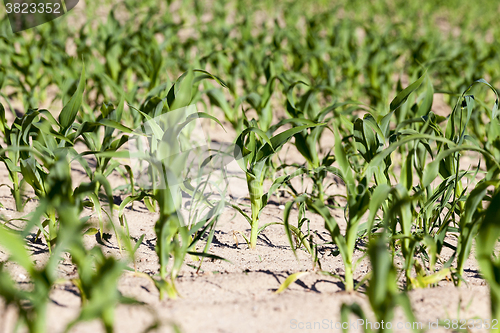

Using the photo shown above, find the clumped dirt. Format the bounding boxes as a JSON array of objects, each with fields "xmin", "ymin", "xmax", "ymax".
[{"xmin": 0, "ymin": 109, "xmax": 492, "ymax": 333}]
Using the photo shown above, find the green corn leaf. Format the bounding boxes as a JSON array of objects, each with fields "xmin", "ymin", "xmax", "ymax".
[
  {"xmin": 235, "ymin": 127, "xmax": 274, "ymax": 165},
  {"xmin": 0, "ymin": 103, "xmax": 7, "ymax": 135},
  {"xmin": 365, "ymin": 134, "xmax": 456, "ymax": 181},
  {"xmin": 333, "ymin": 122, "xmax": 355, "ymax": 197},
  {"xmin": 283, "ymin": 199, "xmax": 302, "ymax": 256},
  {"xmin": 417, "ymin": 77, "xmax": 434, "ymax": 117},
  {"xmin": 170, "ymin": 69, "xmax": 194, "ymax": 110},
  {"xmin": 133, "ymin": 234, "xmax": 146, "ymax": 254},
  {"xmin": 256, "ymin": 124, "xmax": 323, "ymax": 162},
  {"xmin": 59, "ymin": 63, "xmax": 86, "ymax": 131},
  {"xmin": 366, "ymin": 184, "xmax": 391, "ymax": 234},
  {"xmin": 363, "ymin": 114, "xmax": 385, "ymax": 144},
  {"xmin": 192, "ymin": 69, "xmax": 228, "ymax": 88},
  {"xmin": 458, "ymin": 95, "xmax": 475, "ymax": 145},
  {"xmin": 493, "ymin": 98, "xmax": 499, "ymax": 120},
  {"xmin": 98, "ymin": 119, "xmax": 134, "ymax": 133},
  {"xmin": 390, "ymin": 72, "xmax": 426, "ymax": 112},
  {"xmin": 207, "ymin": 89, "xmax": 234, "ymax": 123},
  {"xmin": 175, "ymin": 112, "xmax": 225, "ymax": 138},
  {"xmin": 422, "ymin": 145, "xmax": 496, "ymax": 188},
  {"xmin": 307, "ymin": 199, "xmax": 348, "ymax": 260},
  {"xmin": 379, "ymin": 110, "xmax": 394, "ymax": 139}
]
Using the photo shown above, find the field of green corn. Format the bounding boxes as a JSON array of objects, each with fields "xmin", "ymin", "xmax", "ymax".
[{"xmin": 1, "ymin": 0, "xmax": 500, "ymax": 332}]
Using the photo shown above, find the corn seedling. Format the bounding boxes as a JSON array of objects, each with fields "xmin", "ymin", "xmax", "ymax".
[
  {"xmin": 340, "ymin": 231, "xmax": 420, "ymax": 333},
  {"xmin": 234, "ymin": 118, "xmax": 321, "ymax": 249}
]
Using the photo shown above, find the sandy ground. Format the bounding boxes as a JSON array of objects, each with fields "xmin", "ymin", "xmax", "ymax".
[{"xmin": 0, "ymin": 103, "xmax": 493, "ymax": 333}]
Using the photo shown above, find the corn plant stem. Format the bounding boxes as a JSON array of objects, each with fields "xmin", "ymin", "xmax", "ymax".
[
  {"xmin": 344, "ymin": 263, "xmax": 354, "ymax": 292},
  {"xmin": 344, "ymin": 219, "xmax": 360, "ymax": 292},
  {"xmin": 6, "ymin": 155, "xmax": 22, "ymax": 210},
  {"xmin": 249, "ymin": 217, "xmax": 260, "ymax": 250},
  {"xmin": 47, "ymin": 209, "xmax": 57, "ymax": 254},
  {"xmin": 248, "ymin": 175, "xmax": 263, "ymax": 250},
  {"xmin": 316, "ymin": 179, "xmax": 325, "ymax": 203},
  {"xmin": 453, "ymin": 153, "xmax": 465, "ymax": 286},
  {"xmin": 156, "ymin": 212, "xmax": 170, "ymax": 300},
  {"xmin": 157, "ymin": 200, "xmax": 174, "ymax": 264},
  {"xmin": 12, "ymin": 182, "xmax": 23, "ymax": 212},
  {"xmin": 249, "ymin": 198, "xmax": 261, "ymax": 249}
]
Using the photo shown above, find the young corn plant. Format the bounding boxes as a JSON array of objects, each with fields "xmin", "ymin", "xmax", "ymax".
[
  {"xmin": 2, "ymin": 65, "xmax": 115, "ymax": 248},
  {"xmin": 281, "ymin": 119, "xmax": 370, "ymax": 291},
  {"xmin": 340, "ymin": 231, "xmax": 420, "ymax": 333},
  {"xmin": 0, "ymin": 108, "xmax": 65, "ymax": 247},
  {"xmin": 0, "ymin": 65, "xmax": 85, "ymax": 246},
  {"xmin": 38, "ymin": 151, "xmax": 125, "ymax": 333},
  {"xmin": 66, "ymin": 246, "xmax": 130, "ymax": 333},
  {"xmin": 118, "ymin": 69, "xmax": 228, "ymax": 298},
  {"xmin": 356, "ymin": 75, "xmax": 499, "ymax": 289},
  {"xmin": 150, "ymin": 110, "xmax": 228, "ymax": 298},
  {"xmin": 282, "ymin": 75, "xmax": 438, "ymax": 291},
  {"xmin": 282, "ymin": 201, "xmax": 318, "ymax": 269},
  {"xmin": 0, "ymin": 102, "xmax": 29, "ymax": 211},
  {"xmin": 0, "ymin": 150, "xmax": 119, "ymax": 333},
  {"xmin": 71, "ymin": 98, "xmax": 135, "ymax": 239},
  {"xmin": 287, "ymin": 93, "xmax": 366, "ymax": 202},
  {"xmin": 32, "ymin": 64, "xmax": 144, "ymax": 244},
  {"xmin": 0, "ymin": 224, "xmax": 56, "ymax": 333},
  {"xmin": 234, "ymin": 117, "xmax": 321, "ymax": 249},
  {"xmin": 366, "ymin": 182, "xmax": 452, "ymax": 289},
  {"xmin": 418, "ymin": 80, "xmax": 500, "ymax": 284}
]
